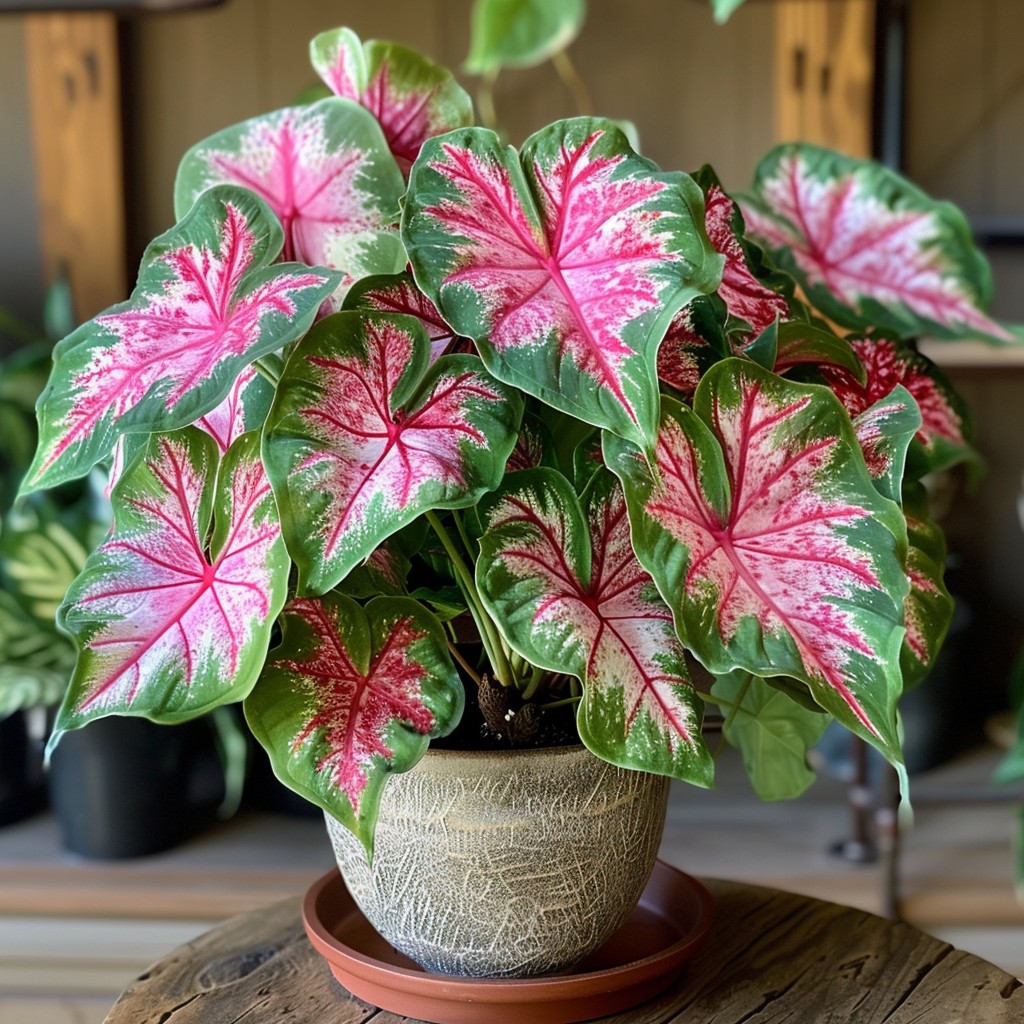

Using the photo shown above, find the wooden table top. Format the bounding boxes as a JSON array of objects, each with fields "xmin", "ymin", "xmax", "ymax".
[{"xmin": 102, "ymin": 876, "xmax": 1023, "ymax": 1024}]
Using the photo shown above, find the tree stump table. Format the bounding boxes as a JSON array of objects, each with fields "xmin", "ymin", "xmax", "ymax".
[{"xmin": 102, "ymin": 877, "xmax": 1023, "ymax": 1023}]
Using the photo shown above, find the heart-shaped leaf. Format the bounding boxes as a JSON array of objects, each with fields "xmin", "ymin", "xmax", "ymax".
[
  {"xmin": 50, "ymin": 428, "xmax": 289, "ymax": 747},
  {"xmin": 821, "ymin": 335, "xmax": 976, "ymax": 479},
  {"xmin": 263, "ymin": 311, "xmax": 523, "ymax": 595},
  {"xmin": 23, "ymin": 188, "xmax": 340, "ymax": 493},
  {"xmin": 465, "ymin": 0, "xmax": 587, "ymax": 73},
  {"xmin": 711, "ymin": 670, "xmax": 828, "ymax": 800},
  {"xmin": 741, "ymin": 144, "xmax": 1016, "ymax": 344},
  {"xmin": 477, "ymin": 466, "xmax": 714, "ymax": 783},
  {"xmin": 900, "ymin": 488, "xmax": 952, "ymax": 688},
  {"xmin": 699, "ymin": 176, "xmax": 790, "ymax": 337},
  {"xmin": 244, "ymin": 593, "xmax": 463, "ymax": 856},
  {"xmin": 175, "ymin": 98, "xmax": 406, "ymax": 302},
  {"xmin": 310, "ymin": 27, "xmax": 474, "ymax": 176},
  {"xmin": 403, "ymin": 118, "xmax": 722, "ymax": 450},
  {"xmin": 844, "ymin": 384, "xmax": 920, "ymax": 503},
  {"xmin": 343, "ymin": 272, "xmax": 469, "ymax": 361},
  {"xmin": 605, "ymin": 358, "xmax": 908, "ymax": 763}
]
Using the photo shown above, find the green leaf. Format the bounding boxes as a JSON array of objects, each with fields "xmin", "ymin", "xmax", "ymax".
[
  {"xmin": 465, "ymin": 0, "xmax": 587, "ymax": 74},
  {"xmin": 710, "ymin": 0, "xmax": 749, "ymax": 24},
  {"xmin": 712, "ymin": 671, "xmax": 828, "ymax": 800}
]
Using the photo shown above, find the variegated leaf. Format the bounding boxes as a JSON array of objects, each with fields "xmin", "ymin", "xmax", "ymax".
[
  {"xmin": 821, "ymin": 336, "xmax": 975, "ymax": 477},
  {"xmin": 263, "ymin": 311, "xmax": 523, "ymax": 595},
  {"xmin": 196, "ymin": 363, "xmax": 275, "ymax": 454},
  {"xmin": 403, "ymin": 118, "xmax": 722, "ymax": 450},
  {"xmin": 50, "ymin": 429, "xmax": 288, "ymax": 746},
  {"xmin": 656, "ymin": 299, "xmax": 728, "ymax": 398},
  {"xmin": 477, "ymin": 467, "xmax": 714, "ymax": 783},
  {"xmin": 310, "ymin": 28, "xmax": 474, "ymax": 176},
  {"xmin": 741, "ymin": 144, "xmax": 1016, "ymax": 344},
  {"xmin": 901, "ymin": 488, "xmax": 952, "ymax": 688},
  {"xmin": 767, "ymin": 320, "xmax": 866, "ymax": 380},
  {"xmin": 701, "ymin": 179, "xmax": 789, "ymax": 337},
  {"xmin": 847, "ymin": 385, "xmax": 920, "ymax": 503},
  {"xmin": 343, "ymin": 272, "xmax": 470, "ymax": 361},
  {"xmin": 605, "ymin": 358, "xmax": 908, "ymax": 762},
  {"xmin": 174, "ymin": 98, "xmax": 406, "ymax": 301},
  {"xmin": 244, "ymin": 593, "xmax": 463, "ymax": 855},
  {"xmin": 24, "ymin": 188, "xmax": 340, "ymax": 492}
]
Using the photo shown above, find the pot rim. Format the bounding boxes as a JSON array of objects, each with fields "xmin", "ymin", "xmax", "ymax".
[{"xmin": 422, "ymin": 742, "xmax": 586, "ymax": 762}]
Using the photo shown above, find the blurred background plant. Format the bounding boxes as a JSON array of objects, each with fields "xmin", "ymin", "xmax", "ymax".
[
  {"xmin": 0, "ymin": 276, "xmax": 109, "ymax": 726},
  {"xmin": 0, "ymin": 277, "xmax": 113, "ymax": 825}
]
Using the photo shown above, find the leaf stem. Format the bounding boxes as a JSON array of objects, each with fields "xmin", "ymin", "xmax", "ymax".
[
  {"xmin": 476, "ymin": 69, "xmax": 499, "ymax": 132},
  {"xmin": 447, "ymin": 640, "xmax": 483, "ymax": 688},
  {"xmin": 425, "ymin": 510, "xmax": 514, "ymax": 689},
  {"xmin": 552, "ymin": 48, "xmax": 592, "ymax": 117},
  {"xmin": 719, "ymin": 674, "xmax": 753, "ymax": 731},
  {"xmin": 521, "ymin": 663, "xmax": 548, "ymax": 701},
  {"xmin": 253, "ymin": 356, "xmax": 280, "ymax": 386},
  {"xmin": 541, "ymin": 694, "xmax": 582, "ymax": 710}
]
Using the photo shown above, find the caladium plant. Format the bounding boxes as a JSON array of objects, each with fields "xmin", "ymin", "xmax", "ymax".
[{"xmin": 21, "ymin": 23, "xmax": 1018, "ymax": 856}]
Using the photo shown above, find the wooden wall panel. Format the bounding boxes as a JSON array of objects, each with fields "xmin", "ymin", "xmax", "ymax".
[
  {"xmin": 0, "ymin": 18, "xmax": 45, "ymax": 337},
  {"xmin": 904, "ymin": 0, "xmax": 1024, "ymax": 320},
  {"xmin": 24, "ymin": 13, "xmax": 127, "ymax": 322},
  {"xmin": 773, "ymin": 0, "xmax": 874, "ymax": 157},
  {"xmin": 122, "ymin": 0, "xmax": 777, "ymax": 252}
]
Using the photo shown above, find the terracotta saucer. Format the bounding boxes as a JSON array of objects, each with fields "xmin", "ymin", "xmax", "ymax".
[{"xmin": 302, "ymin": 859, "xmax": 714, "ymax": 1024}]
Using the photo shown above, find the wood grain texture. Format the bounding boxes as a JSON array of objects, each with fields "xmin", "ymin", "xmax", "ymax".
[
  {"xmin": 102, "ymin": 877, "xmax": 1024, "ymax": 1024},
  {"xmin": 774, "ymin": 0, "xmax": 874, "ymax": 157},
  {"xmin": 24, "ymin": 12, "xmax": 126, "ymax": 320}
]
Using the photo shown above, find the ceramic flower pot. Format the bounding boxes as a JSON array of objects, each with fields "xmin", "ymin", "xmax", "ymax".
[{"xmin": 325, "ymin": 744, "xmax": 670, "ymax": 978}]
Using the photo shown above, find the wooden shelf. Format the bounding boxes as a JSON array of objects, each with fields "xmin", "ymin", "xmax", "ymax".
[
  {"xmin": 918, "ymin": 338, "xmax": 1024, "ymax": 368},
  {"xmin": 0, "ymin": 811, "xmax": 333, "ymax": 921}
]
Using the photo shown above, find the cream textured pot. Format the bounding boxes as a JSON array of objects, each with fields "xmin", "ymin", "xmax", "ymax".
[{"xmin": 325, "ymin": 744, "xmax": 670, "ymax": 978}]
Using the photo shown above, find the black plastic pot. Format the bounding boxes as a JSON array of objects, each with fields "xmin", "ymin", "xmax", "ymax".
[
  {"xmin": 47, "ymin": 715, "xmax": 225, "ymax": 859},
  {"xmin": 0, "ymin": 710, "xmax": 47, "ymax": 827}
]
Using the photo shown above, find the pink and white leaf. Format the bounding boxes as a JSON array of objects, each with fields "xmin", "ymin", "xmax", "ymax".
[
  {"xmin": 310, "ymin": 27, "xmax": 474, "ymax": 177},
  {"xmin": 704, "ymin": 183, "xmax": 788, "ymax": 335},
  {"xmin": 403, "ymin": 119, "xmax": 722, "ymax": 449},
  {"xmin": 821, "ymin": 335, "xmax": 974, "ymax": 476},
  {"xmin": 244, "ymin": 593, "xmax": 463, "ymax": 854},
  {"xmin": 477, "ymin": 467, "xmax": 714, "ymax": 783},
  {"xmin": 900, "ymin": 500, "xmax": 952, "ymax": 687},
  {"xmin": 343, "ymin": 272, "xmax": 470, "ymax": 362},
  {"xmin": 50, "ymin": 429, "xmax": 288, "ymax": 744},
  {"xmin": 844, "ymin": 384, "xmax": 921, "ymax": 502},
  {"xmin": 741, "ymin": 144, "xmax": 1015, "ymax": 343},
  {"xmin": 263, "ymin": 311, "xmax": 522, "ymax": 595},
  {"xmin": 605, "ymin": 358, "xmax": 909, "ymax": 763},
  {"xmin": 175, "ymin": 98, "xmax": 406, "ymax": 303},
  {"xmin": 24, "ymin": 187, "xmax": 339, "ymax": 493},
  {"xmin": 196, "ymin": 363, "xmax": 275, "ymax": 454}
]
